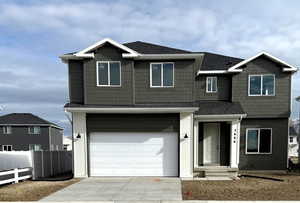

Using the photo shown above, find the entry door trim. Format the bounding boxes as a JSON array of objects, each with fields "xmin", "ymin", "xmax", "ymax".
[{"xmin": 203, "ymin": 123, "xmax": 220, "ymax": 165}]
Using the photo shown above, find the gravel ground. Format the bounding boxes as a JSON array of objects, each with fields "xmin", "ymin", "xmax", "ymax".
[
  {"xmin": 0, "ymin": 178, "xmax": 80, "ymax": 201},
  {"xmin": 182, "ymin": 173, "xmax": 300, "ymax": 200}
]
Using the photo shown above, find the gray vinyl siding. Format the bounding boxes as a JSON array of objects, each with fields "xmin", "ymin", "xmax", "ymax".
[
  {"xmin": 195, "ymin": 75, "xmax": 231, "ymax": 101},
  {"xmin": 0, "ymin": 126, "xmax": 50, "ymax": 151},
  {"xmin": 49, "ymin": 127, "xmax": 63, "ymax": 150},
  {"xmin": 87, "ymin": 114, "xmax": 179, "ymax": 133},
  {"xmin": 134, "ymin": 60, "xmax": 195, "ymax": 103},
  {"xmin": 239, "ymin": 118, "xmax": 288, "ymax": 170},
  {"xmin": 84, "ymin": 44, "xmax": 134, "ymax": 105},
  {"xmin": 68, "ymin": 60, "xmax": 84, "ymax": 104},
  {"xmin": 232, "ymin": 56, "xmax": 291, "ymax": 118}
]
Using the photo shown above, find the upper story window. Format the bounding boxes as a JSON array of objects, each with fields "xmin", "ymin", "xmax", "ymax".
[
  {"xmin": 206, "ymin": 77, "xmax": 217, "ymax": 93},
  {"xmin": 150, "ymin": 63, "xmax": 174, "ymax": 87},
  {"xmin": 246, "ymin": 128, "xmax": 272, "ymax": 154},
  {"xmin": 289, "ymin": 136, "xmax": 294, "ymax": 143},
  {"xmin": 28, "ymin": 126, "xmax": 41, "ymax": 134},
  {"xmin": 249, "ymin": 74, "xmax": 275, "ymax": 96},
  {"xmin": 2, "ymin": 145, "xmax": 12, "ymax": 151},
  {"xmin": 97, "ymin": 61, "xmax": 121, "ymax": 87},
  {"xmin": 3, "ymin": 126, "xmax": 12, "ymax": 134}
]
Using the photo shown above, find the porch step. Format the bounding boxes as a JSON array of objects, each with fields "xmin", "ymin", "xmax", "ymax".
[{"xmin": 195, "ymin": 167, "xmax": 238, "ymax": 178}]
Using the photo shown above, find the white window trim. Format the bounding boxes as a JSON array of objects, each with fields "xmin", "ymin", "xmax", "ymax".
[
  {"xmin": 3, "ymin": 126, "xmax": 12, "ymax": 134},
  {"xmin": 2, "ymin": 145, "xmax": 13, "ymax": 151},
  {"xmin": 206, "ymin": 76, "xmax": 218, "ymax": 93},
  {"xmin": 248, "ymin": 74, "xmax": 275, "ymax": 96},
  {"xmin": 245, "ymin": 128, "xmax": 272, "ymax": 155},
  {"xmin": 150, "ymin": 62, "xmax": 174, "ymax": 88},
  {"xmin": 28, "ymin": 126, "xmax": 41, "ymax": 134},
  {"xmin": 96, "ymin": 61, "xmax": 121, "ymax": 87}
]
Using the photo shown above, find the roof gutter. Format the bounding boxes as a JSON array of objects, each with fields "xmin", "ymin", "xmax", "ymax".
[
  {"xmin": 65, "ymin": 107, "xmax": 199, "ymax": 113},
  {"xmin": 194, "ymin": 114, "xmax": 247, "ymax": 121}
]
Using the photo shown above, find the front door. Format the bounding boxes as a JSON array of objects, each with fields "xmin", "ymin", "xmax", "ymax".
[{"xmin": 203, "ymin": 123, "xmax": 220, "ymax": 165}]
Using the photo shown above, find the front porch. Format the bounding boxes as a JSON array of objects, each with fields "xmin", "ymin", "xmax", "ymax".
[{"xmin": 193, "ymin": 115, "xmax": 244, "ymax": 178}]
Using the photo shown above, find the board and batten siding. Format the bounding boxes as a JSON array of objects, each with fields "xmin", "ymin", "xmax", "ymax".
[
  {"xmin": 68, "ymin": 60, "xmax": 84, "ymax": 104},
  {"xmin": 83, "ymin": 44, "xmax": 134, "ymax": 105},
  {"xmin": 86, "ymin": 114, "xmax": 179, "ymax": 133},
  {"xmin": 232, "ymin": 56, "xmax": 291, "ymax": 118},
  {"xmin": 134, "ymin": 60, "xmax": 195, "ymax": 103},
  {"xmin": 239, "ymin": 118, "xmax": 288, "ymax": 170},
  {"xmin": 195, "ymin": 75, "xmax": 231, "ymax": 101}
]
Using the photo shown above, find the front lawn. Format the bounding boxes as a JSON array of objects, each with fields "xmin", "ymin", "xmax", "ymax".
[
  {"xmin": 0, "ymin": 178, "xmax": 80, "ymax": 201},
  {"xmin": 182, "ymin": 173, "xmax": 300, "ymax": 200}
]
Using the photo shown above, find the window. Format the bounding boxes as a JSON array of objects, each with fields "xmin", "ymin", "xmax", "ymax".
[
  {"xmin": 28, "ymin": 126, "xmax": 41, "ymax": 134},
  {"xmin": 2, "ymin": 145, "xmax": 12, "ymax": 151},
  {"xmin": 289, "ymin": 137, "xmax": 294, "ymax": 143},
  {"xmin": 29, "ymin": 144, "xmax": 42, "ymax": 151},
  {"xmin": 3, "ymin": 126, "xmax": 12, "ymax": 134},
  {"xmin": 97, "ymin": 61, "xmax": 121, "ymax": 86},
  {"xmin": 206, "ymin": 77, "xmax": 217, "ymax": 93},
  {"xmin": 150, "ymin": 63, "xmax": 174, "ymax": 87},
  {"xmin": 249, "ymin": 75, "xmax": 275, "ymax": 96},
  {"xmin": 246, "ymin": 128, "xmax": 272, "ymax": 154}
]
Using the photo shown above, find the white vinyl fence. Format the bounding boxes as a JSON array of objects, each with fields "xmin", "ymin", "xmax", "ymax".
[
  {"xmin": 0, "ymin": 151, "xmax": 32, "ymax": 171},
  {"xmin": 0, "ymin": 168, "xmax": 32, "ymax": 186},
  {"xmin": 0, "ymin": 151, "xmax": 72, "ymax": 181}
]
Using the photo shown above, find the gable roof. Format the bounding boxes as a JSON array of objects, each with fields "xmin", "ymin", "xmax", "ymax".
[
  {"xmin": 74, "ymin": 38, "xmax": 140, "ymax": 58},
  {"xmin": 228, "ymin": 52, "xmax": 298, "ymax": 72},
  {"xmin": 0, "ymin": 113, "xmax": 62, "ymax": 129},
  {"xmin": 123, "ymin": 41, "xmax": 191, "ymax": 54}
]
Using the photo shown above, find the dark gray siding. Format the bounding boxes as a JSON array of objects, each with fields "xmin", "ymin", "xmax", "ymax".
[
  {"xmin": 49, "ymin": 127, "xmax": 63, "ymax": 150},
  {"xmin": 195, "ymin": 75, "xmax": 231, "ymax": 101},
  {"xmin": 68, "ymin": 60, "xmax": 84, "ymax": 104},
  {"xmin": 87, "ymin": 114, "xmax": 179, "ymax": 132},
  {"xmin": 134, "ymin": 60, "xmax": 195, "ymax": 103},
  {"xmin": 0, "ymin": 126, "xmax": 50, "ymax": 151},
  {"xmin": 239, "ymin": 118, "xmax": 288, "ymax": 170},
  {"xmin": 232, "ymin": 56, "xmax": 291, "ymax": 118},
  {"xmin": 84, "ymin": 44, "xmax": 134, "ymax": 105}
]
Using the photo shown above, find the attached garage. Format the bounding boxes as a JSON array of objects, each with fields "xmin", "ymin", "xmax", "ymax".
[
  {"xmin": 87, "ymin": 113, "xmax": 180, "ymax": 177},
  {"xmin": 89, "ymin": 132, "xmax": 178, "ymax": 176}
]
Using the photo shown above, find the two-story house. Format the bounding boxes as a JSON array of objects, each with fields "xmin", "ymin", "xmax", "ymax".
[
  {"xmin": 61, "ymin": 38, "xmax": 297, "ymax": 178},
  {"xmin": 0, "ymin": 113, "xmax": 63, "ymax": 151}
]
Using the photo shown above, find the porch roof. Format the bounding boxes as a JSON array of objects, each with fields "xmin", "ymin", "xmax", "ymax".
[{"xmin": 195, "ymin": 101, "xmax": 245, "ymax": 115}]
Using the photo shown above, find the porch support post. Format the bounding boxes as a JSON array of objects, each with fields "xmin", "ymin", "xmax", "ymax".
[
  {"xmin": 230, "ymin": 120, "xmax": 241, "ymax": 168},
  {"xmin": 72, "ymin": 112, "xmax": 88, "ymax": 177},
  {"xmin": 180, "ymin": 112, "xmax": 194, "ymax": 178}
]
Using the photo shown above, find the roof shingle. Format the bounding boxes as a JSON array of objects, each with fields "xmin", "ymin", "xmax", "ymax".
[{"xmin": 0, "ymin": 113, "xmax": 62, "ymax": 129}]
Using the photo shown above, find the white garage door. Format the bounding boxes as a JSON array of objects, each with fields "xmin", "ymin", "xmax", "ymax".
[{"xmin": 89, "ymin": 132, "xmax": 178, "ymax": 177}]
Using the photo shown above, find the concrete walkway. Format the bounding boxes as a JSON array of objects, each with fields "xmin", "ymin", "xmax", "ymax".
[{"xmin": 40, "ymin": 177, "xmax": 182, "ymax": 201}]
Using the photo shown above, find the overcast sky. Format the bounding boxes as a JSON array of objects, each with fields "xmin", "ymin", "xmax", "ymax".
[{"xmin": 0, "ymin": 0, "xmax": 299, "ymax": 136}]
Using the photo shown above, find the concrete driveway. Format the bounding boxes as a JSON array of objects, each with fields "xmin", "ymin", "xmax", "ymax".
[{"xmin": 40, "ymin": 177, "xmax": 182, "ymax": 201}]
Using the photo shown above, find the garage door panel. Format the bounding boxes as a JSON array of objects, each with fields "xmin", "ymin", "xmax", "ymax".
[{"xmin": 89, "ymin": 132, "xmax": 178, "ymax": 177}]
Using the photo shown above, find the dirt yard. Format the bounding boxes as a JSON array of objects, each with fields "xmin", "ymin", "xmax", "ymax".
[
  {"xmin": 0, "ymin": 178, "xmax": 80, "ymax": 201},
  {"xmin": 182, "ymin": 173, "xmax": 300, "ymax": 200}
]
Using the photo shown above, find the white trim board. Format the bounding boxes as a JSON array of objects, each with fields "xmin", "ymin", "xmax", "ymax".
[
  {"xmin": 228, "ymin": 51, "xmax": 298, "ymax": 72},
  {"xmin": 65, "ymin": 107, "xmax": 199, "ymax": 113},
  {"xmin": 74, "ymin": 38, "xmax": 140, "ymax": 58}
]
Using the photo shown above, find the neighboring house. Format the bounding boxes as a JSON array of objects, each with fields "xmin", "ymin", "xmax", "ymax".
[
  {"xmin": 0, "ymin": 113, "xmax": 63, "ymax": 151},
  {"xmin": 289, "ymin": 122, "xmax": 299, "ymax": 157},
  {"xmin": 60, "ymin": 38, "xmax": 298, "ymax": 178},
  {"xmin": 63, "ymin": 136, "xmax": 72, "ymax": 151}
]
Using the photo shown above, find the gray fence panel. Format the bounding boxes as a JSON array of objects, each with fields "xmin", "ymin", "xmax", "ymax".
[{"xmin": 31, "ymin": 151, "xmax": 72, "ymax": 180}]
